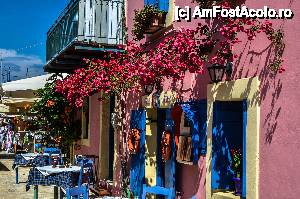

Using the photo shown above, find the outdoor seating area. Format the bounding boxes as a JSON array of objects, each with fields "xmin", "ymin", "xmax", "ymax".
[{"xmin": 6, "ymin": 151, "xmax": 112, "ymax": 199}]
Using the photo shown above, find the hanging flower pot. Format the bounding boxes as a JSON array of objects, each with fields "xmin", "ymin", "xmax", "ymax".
[
  {"xmin": 144, "ymin": 12, "xmax": 167, "ymax": 34},
  {"xmin": 132, "ymin": 6, "xmax": 167, "ymax": 40},
  {"xmin": 128, "ymin": 128, "xmax": 141, "ymax": 155},
  {"xmin": 232, "ymin": 177, "xmax": 242, "ymax": 196}
]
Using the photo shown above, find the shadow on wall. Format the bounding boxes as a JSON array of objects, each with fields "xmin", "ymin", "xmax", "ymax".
[{"xmin": 230, "ymin": 30, "xmax": 284, "ymax": 144}]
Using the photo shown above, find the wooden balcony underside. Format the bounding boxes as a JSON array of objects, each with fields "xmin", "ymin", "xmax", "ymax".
[{"xmin": 44, "ymin": 41, "xmax": 124, "ymax": 73}]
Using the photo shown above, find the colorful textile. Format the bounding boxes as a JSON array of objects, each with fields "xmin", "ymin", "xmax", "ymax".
[
  {"xmin": 6, "ymin": 130, "xmax": 13, "ymax": 153},
  {"xmin": 26, "ymin": 167, "xmax": 79, "ymax": 191}
]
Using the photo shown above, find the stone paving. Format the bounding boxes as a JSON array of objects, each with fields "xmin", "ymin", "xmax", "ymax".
[{"xmin": 0, "ymin": 158, "xmax": 53, "ymax": 199}]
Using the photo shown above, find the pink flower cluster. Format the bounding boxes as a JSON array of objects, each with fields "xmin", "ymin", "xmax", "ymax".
[
  {"xmin": 55, "ymin": 10, "xmax": 285, "ymax": 107},
  {"xmin": 56, "ymin": 29, "xmax": 205, "ymax": 107}
]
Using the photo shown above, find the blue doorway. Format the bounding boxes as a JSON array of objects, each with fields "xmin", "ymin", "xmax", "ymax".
[{"xmin": 212, "ymin": 100, "xmax": 246, "ymax": 197}]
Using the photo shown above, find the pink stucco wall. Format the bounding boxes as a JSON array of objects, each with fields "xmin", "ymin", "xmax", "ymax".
[
  {"xmin": 126, "ymin": 0, "xmax": 300, "ymax": 198},
  {"xmin": 74, "ymin": 94, "xmax": 100, "ymax": 156},
  {"xmin": 255, "ymin": 1, "xmax": 300, "ymax": 199}
]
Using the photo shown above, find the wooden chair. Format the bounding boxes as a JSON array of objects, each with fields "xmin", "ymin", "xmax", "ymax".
[{"xmin": 61, "ymin": 159, "xmax": 94, "ymax": 199}]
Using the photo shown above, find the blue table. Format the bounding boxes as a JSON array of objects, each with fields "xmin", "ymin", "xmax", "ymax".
[
  {"xmin": 26, "ymin": 165, "xmax": 81, "ymax": 199},
  {"xmin": 13, "ymin": 153, "xmax": 51, "ymax": 184}
]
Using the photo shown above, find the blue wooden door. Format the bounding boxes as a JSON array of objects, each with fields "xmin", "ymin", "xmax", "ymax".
[
  {"xmin": 212, "ymin": 101, "xmax": 244, "ymax": 191},
  {"xmin": 130, "ymin": 109, "xmax": 146, "ymax": 198}
]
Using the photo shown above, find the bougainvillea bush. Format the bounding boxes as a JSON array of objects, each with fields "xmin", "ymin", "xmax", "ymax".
[{"xmin": 56, "ymin": 2, "xmax": 285, "ymax": 108}]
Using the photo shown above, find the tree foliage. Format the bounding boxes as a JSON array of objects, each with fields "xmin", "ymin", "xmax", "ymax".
[{"xmin": 29, "ymin": 74, "xmax": 81, "ymax": 152}]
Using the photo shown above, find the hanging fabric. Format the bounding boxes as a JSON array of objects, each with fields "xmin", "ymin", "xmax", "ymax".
[{"xmin": 171, "ymin": 104, "xmax": 182, "ymax": 147}]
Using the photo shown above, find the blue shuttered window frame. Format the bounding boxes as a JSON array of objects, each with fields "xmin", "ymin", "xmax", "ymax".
[
  {"xmin": 144, "ymin": 0, "xmax": 169, "ymax": 12},
  {"xmin": 242, "ymin": 100, "xmax": 247, "ymax": 198},
  {"xmin": 129, "ymin": 109, "xmax": 146, "ymax": 198}
]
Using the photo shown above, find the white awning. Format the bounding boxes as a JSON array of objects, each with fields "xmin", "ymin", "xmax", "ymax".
[
  {"xmin": 1, "ymin": 97, "xmax": 40, "ymax": 104},
  {"xmin": 1, "ymin": 73, "xmax": 67, "ymax": 92}
]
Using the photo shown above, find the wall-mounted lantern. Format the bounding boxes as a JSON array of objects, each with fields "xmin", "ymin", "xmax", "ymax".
[{"xmin": 207, "ymin": 63, "xmax": 226, "ymax": 83}]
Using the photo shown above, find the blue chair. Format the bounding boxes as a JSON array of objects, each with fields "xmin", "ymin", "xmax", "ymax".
[
  {"xmin": 43, "ymin": 147, "xmax": 61, "ymax": 154},
  {"xmin": 74, "ymin": 155, "xmax": 97, "ymax": 187},
  {"xmin": 43, "ymin": 147, "xmax": 63, "ymax": 165},
  {"xmin": 61, "ymin": 159, "xmax": 94, "ymax": 199}
]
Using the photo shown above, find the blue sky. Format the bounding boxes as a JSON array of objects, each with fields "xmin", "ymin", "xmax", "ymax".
[{"xmin": 0, "ymin": 0, "xmax": 69, "ymax": 81}]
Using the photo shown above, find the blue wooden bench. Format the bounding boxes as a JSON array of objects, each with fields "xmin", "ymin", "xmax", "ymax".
[{"xmin": 142, "ymin": 185, "xmax": 174, "ymax": 199}]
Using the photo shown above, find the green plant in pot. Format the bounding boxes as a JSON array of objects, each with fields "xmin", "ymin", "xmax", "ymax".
[
  {"xmin": 230, "ymin": 148, "xmax": 242, "ymax": 196},
  {"xmin": 230, "ymin": 148, "xmax": 242, "ymax": 177},
  {"xmin": 132, "ymin": 5, "xmax": 167, "ymax": 41}
]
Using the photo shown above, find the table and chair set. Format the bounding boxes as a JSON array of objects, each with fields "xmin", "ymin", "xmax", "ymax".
[{"xmin": 12, "ymin": 148, "xmax": 96, "ymax": 199}]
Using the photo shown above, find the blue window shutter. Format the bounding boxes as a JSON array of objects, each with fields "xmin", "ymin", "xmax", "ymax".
[
  {"xmin": 130, "ymin": 109, "xmax": 146, "ymax": 198},
  {"xmin": 144, "ymin": 0, "xmax": 159, "ymax": 7},
  {"xmin": 197, "ymin": 100, "xmax": 207, "ymax": 155},
  {"xmin": 156, "ymin": 109, "xmax": 165, "ymax": 187},
  {"xmin": 242, "ymin": 100, "xmax": 247, "ymax": 198},
  {"xmin": 159, "ymin": 0, "xmax": 169, "ymax": 12},
  {"xmin": 144, "ymin": 0, "xmax": 169, "ymax": 12}
]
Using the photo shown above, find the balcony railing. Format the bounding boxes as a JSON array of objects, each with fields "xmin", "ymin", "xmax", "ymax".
[{"xmin": 46, "ymin": 0, "xmax": 125, "ymax": 62}]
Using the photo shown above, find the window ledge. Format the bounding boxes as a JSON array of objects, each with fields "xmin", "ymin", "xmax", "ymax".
[
  {"xmin": 212, "ymin": 191, "xmax": 241, "ymax": 199},
  {"xmin": 80, "ymin": 138, "xmax": 90, "ymax": 147},
  {"xmin": 176, "ymin": 159, "xmax": 193, "ymax": 165}
]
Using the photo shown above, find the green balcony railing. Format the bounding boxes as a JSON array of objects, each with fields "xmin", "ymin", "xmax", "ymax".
[{"xmin": 46, "ymin": 0, "xmax": 125, "ymax": 62}]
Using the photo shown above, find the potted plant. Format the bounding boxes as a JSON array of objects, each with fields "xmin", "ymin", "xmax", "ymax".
[
  {"xmin": 132, "ymin": 5, "xmax": 167, "ymax": 40},
  {"xmin": 230, "ymin": 148, "xmax": 242, "ymax": 196}
]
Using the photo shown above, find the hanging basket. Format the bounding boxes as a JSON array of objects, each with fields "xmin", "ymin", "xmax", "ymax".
[
  {"xmin": 161, "ymin": 130, "xmax": 172, "ymax": 162},
  {"xmin": 128, "ymin": 128, "xmax": 141, "ymax": 155}
]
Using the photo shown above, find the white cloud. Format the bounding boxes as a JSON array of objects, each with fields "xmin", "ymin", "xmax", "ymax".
[
  {"xmin": 0, "ymin": 48, "xmax": 45, "ymax": 80},
  {"xmin": 0, "ymin": 49, "xmax": 17, "ymax": 58}
]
